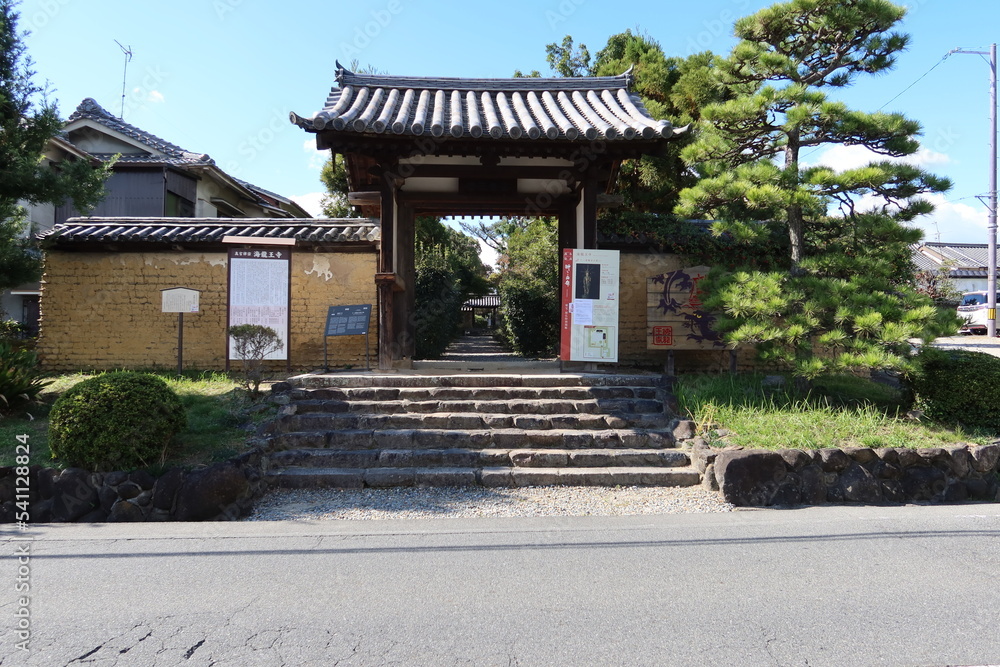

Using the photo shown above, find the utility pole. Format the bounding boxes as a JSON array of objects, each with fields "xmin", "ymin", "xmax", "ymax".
[{"xmin": 952, "ymin": 44, "xmax": 998, "ymax": 337}]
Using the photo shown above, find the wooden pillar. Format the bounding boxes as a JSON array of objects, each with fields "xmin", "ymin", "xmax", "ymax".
[
  {"xmin": 582, "ymin": 177, "xmax": 598, "ymax": 249},
  {"xmin": 376, "ymin": 174, "xmax": 396, "ymax": 370},
  {"xmin": 394, "ymin": 203, "xmax": 416, "ymax": 361},
  {"xmin": 558, "ymin": 196, "xmax": 577, "ymax": 252}
]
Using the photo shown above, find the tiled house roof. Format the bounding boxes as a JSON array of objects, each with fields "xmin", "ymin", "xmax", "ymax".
[
  {"xmin": 41, "ymin": 218, "xmax": 379, "ymax": 247},
  {"xmin": 68, "ymin": 98, "xmax": 214, "ymax": 165},
  {"xmin": 913, "ymin": 242, "xmax": 996, "ymax": 278},
  {"xmin": 291, "ymin": 62, "xmax": 678, "ymax": 142}
]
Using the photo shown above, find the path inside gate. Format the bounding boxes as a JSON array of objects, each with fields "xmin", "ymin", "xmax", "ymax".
[
  {"xmin": 416, "ymin": 333, "xmax": 557, "ymax": 371},
  {"xmin": 439, "ymin": 333, "xmax": 521, "ymax": 362}
]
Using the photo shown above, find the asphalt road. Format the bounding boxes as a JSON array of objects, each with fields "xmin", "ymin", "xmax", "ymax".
[{"xmin": 2, "ymin": 505, "xmax": 1000, "ymax": 666}]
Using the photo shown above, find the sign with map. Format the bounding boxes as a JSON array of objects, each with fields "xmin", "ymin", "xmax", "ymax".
[
  {"xmin": 560, "ymin": 249, "xmax": 620, "ymax": 362},
  {"xmin": 647, "ymin": 265, "xmax": 725, "ymax": 351}
]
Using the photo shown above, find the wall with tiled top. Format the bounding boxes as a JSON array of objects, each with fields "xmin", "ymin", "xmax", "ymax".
[{"xmin": 37, "ymin": 250, "xmax": 377, "ymax": 372}]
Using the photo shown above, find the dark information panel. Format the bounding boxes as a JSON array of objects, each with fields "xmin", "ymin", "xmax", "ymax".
[{"xmin": 325, "ymin": 304, "xmax": 372, "ymax": 336}]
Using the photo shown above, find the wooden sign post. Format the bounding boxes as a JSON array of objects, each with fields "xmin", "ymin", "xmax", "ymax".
[{"xmin": 161, "ymin": 287, "xmax": 201, "ymax": 374}]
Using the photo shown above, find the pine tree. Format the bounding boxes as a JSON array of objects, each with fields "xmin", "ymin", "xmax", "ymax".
[
  {"xmin": 0, "ymin": 0, "xmax": 111, "ymax": 290},
  {"xmin": 675, "ymin": 0, "xmax": 957, "ymax": 378}
]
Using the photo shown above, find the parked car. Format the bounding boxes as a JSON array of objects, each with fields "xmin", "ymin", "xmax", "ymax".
[{"xmin": 957, "ymin": 291, "xmax": 1000, "ymax": 334}]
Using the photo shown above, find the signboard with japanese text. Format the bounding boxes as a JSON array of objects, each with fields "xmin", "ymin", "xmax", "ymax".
[
  {"xmin": 161, "ymin": 287, "xmax": 200, "ymax": 313},
  {"xmin": 227, "ymin": 247, "xmax": 290, "ymax": 361},
  {"xmin": 646, "ymin": 265, "xmax": 725, "ymax": 350},
  {"xmin": 560, "ymin": 249, "xmax": 620, "ymax": 362},
  {"xmin": 325, "ymin": 304, "xmax": 372, "ymax": 336}
]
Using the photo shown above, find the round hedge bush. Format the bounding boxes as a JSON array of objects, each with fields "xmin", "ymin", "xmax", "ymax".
[
  {"xmin": 910, "ymin": 347, "xmax": 1000, "ymax": 432},
  {"xmin": 48, "ymin": 372, "xmax": 187, "ymax": 470}
]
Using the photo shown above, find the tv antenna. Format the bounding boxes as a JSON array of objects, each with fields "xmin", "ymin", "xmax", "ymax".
[{"xmin": 115, "ymin": 40, "xmax": 133, "ymax": 119}]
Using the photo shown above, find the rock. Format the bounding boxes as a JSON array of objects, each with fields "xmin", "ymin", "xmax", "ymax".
[
  {"xmin": 839, "ymin": 463, "xmax": 882, "ymax": 504},
  {"xmin": 270, "ymin": 381, "xmax": 292, "ymax": 394},
  {"xmin": 29, "ymin": 498, "xmax": 52, "ymax": 523},
  {"xmin": 152, "ymin": 468, "xmax": 185, "ymax": 511},
  {"xmin": 715, "ymin": 451, "xmax": 788, "ymax": 507},
  {"xmin": 78, "ymin": 508, "xmax": 109, "ymax": 523},
  {"xmin": 134, "ymin": 490, "xmax": 153, "ymax": 507},
  {"xmin": 173, "ymin": 462, "xmax": 249, "ymax": 522},
  {"xmin": 108, "ymin": 500, "xmax": 146, "ymax": 522},
  {"xmin": 901, "ymin": 466, "xmax": 947, "ymax": 502},
  {"xmin": 702, "ymin": 463, "xmax": 719, "ymax": 492},
  {"xmin": 843, "ymin": 448, "xmax": 877, "ymax": 465},
  {"xmin": 799, "ymin": 464, "xmax": 827, "ymax": 505},
  {"xmin": 970, "ymin": 444, "xmax": 1000, "ymax": 473},
  {"xmin": 818, "ymin": 448, "xmax": 851, "ymax": 473},
  {"xmin": 943, "ymin": 481, "xmax": 969, "ymax": 503},
  {"xmin": 965, "ymin": 477, "xmax": 991, "ymax": 500},
  {"xmin": 116, "ymin": 481, "xmax": 142, "ymax": 500},
  {"xmin": 870, "ymin": 460, "xmax": 902, "ymax": 480},
  {"xmin": 104, "ymin": 471, "xmax": 128, "ymax": 486},
  {"xmin": 672, "ymin": 419, "xmax": 696, "ymax": 441},
  {"xmin": 917, "ymin": 448, "xmax": 950, "ymax": 470},
  {"xmin": 881, "ymin": 480, "xmax": 906, "ymax": 504},
  {"xmin": 689, "ymin": 436, "xmax": 709, "ymax": 449},
  {"xmin": 271, "ymin": 393, "xmax": 291, "ymax": 406},
  {"xmin": 51, "ymin": 469, "xmax": 100, "ymax": 522},
  {"xmin": 874, "ymin": 448, "xmax": 900, "ymax": 465},
  {"xmin": 779, "ymin": 449, "xmax": 811, "ymax": 471},
  {"xmin": 0, "ymin": 474, "xmax": 14, "ymax": 504},
  {"xmin": 689, "ymin": 446, "xmax": 717, "ymax": 474},
  {"xmin": 771, "ymin": 473, "xmax": 802, "ymax": 506},
  {"xmin": 129, "ymin": 470, "xmax": 156, "ymax": 490},
  {"xmin": 98, "ymin": 485, "xmax": 119, "ymax": 513},
  {"xmin": 895, "ymin": 448, "xmax": 924, "ymax": 468},
  {"xmin": 943, "ymin": 447, "xmax": 972, "ymax": 478},
  {"xmin": 36, "ymin": 468, "xmax": 58, "ymax": 500}
]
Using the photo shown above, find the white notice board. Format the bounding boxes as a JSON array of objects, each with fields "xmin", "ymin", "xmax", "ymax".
[
  {"xmin": 560, "ymin": 249, "xmax": 620, "ymax": 362},
  {"xmin": 227, "ymin": 248, "xmax": 290, "ymax": 360}
]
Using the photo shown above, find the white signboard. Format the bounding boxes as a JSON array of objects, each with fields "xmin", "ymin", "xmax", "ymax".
[
  {"xmin": 228, "ymin": 248, "xmax": 289, "ymax": 361},
  {"xmin": 161, "ymin": 287, "xmax": 200, "ymax": 313},
  {"xmin": 560, "ymin": 249, "xmax": 620, "ymax": 362}
]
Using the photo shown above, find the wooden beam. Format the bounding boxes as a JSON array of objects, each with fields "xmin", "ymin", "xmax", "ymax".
[{"xmin": 400, "ymin": 164, "xmax": 579, "ymax": 182}]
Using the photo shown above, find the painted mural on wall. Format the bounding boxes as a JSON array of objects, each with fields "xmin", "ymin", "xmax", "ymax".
[{"xmin": 647, "ymin": 265, "xmax": 725, "ymax": 350}]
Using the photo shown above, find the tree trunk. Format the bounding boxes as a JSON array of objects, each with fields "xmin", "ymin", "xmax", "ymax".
[{"xmin": 785, "ymin": 130, "xmax": 804, "ymax": 269}]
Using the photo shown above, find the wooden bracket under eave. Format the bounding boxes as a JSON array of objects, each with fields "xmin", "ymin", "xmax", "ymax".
[{"xmin": 375, "ymin": 272, "xmax": 405, "ymax": 291}]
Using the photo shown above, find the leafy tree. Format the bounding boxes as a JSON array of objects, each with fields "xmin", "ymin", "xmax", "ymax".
[
  {"xmin": 228, "ymin": 324, "xmax": 283, "ymax": 398},
  {"xmin": 675, "ymin": 0, "xmax": 957, "ymax": 379},
  {"xmin": 319, "ymin": 154, "xmax": 359, "ymax": 218},
  {"xmin": 0, "ymin": 0, "xmax": 112, "ymax": 289},
  {"xmin": 495, "ymin": 218, "xmax": 560, "ymax": 356},
  {"xmin": 545, "ymin": 35, "xmax": 591, "ymax": 78}
]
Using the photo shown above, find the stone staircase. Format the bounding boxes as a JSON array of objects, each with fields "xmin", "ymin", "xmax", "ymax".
[{"xmin": 261, "ymin": 373, "xmax": 700, "ymax": 489}]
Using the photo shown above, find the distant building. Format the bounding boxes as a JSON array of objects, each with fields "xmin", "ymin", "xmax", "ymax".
[
  {"xmin": 3, "ymin": 98, "xmax": 311, "ymax": 333},
  {"xmin": 912, "ymin": 242, "xmax": 997, "ymax": 294}
]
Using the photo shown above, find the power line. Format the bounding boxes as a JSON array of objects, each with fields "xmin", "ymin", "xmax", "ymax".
[{"xmin": 877, "ymin": 51, "xmax": 952, "ymax": 112}]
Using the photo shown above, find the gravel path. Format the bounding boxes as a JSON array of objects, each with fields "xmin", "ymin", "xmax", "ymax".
[{"xmin": 246, "ymin": 486, "xmax": 735, "ymax": 521}]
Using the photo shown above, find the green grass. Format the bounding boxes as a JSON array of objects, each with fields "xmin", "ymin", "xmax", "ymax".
[
  {"xmin": 676, "ymin": 373, "xmax": 995, "ymax": 451},
  {"xmin": 0, "ymin": 370, "xmax": 274, "ymax": 470}
]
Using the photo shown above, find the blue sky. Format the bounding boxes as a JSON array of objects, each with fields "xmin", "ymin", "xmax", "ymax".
[{"xmin": 17, "ymin": 0, "xmax": 1000, "ymax": 248}]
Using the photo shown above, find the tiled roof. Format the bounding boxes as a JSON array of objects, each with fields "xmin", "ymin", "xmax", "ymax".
[
  {"xmin": 291, "ymin": 62, "xmax": 677, "ymax": 142},
  {"xmin": 462, "ymin": 294, "xmax": 500, "ymax": 310},
  {"xmin": 68, "ymin": 99, "xmax": 214, "ymax": 164},
  {"xmin": 916, "ymin": 242, "xmax": 989, "ymax": 268},
  {"xmin": 41, "ymin": 218, "xmax": 379, "ymax": 246}
]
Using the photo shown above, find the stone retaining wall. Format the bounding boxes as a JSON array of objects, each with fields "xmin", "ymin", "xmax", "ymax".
[
  {"xmin": 685, "ymin": 435, "xmax": 1000, "ymax": 507},
  {"xmin": 0, "ymin": 450, "xmax": 269, "ymax": 523}
]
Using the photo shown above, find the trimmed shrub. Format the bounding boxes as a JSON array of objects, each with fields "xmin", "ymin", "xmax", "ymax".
[
  {"xmin": 228, "ymin": 324, "xmax": 283, "ymax": 397},
  {"xmin": 48, "ymin": 372, "xmax": 187, "ymax": 470},
  {"xmin": 909, "ymin": 348, "xmax": 1000, "ymax": 432},
  {"xmin": 414, "ymin": 264, "xmax": 462, "ymax": 359},
  {"xmin": 0, "ymin": 341, "xmax": 48, "ymax": 413}
]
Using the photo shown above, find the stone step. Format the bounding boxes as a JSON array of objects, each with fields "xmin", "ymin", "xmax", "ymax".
[
  {"xmin": 266, "ymin": 428, "xmax": 677, "ymax": 451},
  {"xmin": 287, "ymin": 373, "xmax": 664, "ymax": 390},
  {"xmin": 289, "ymin": 397, "xmax": 666, "ymax": 416},
  {"xmin": 269, "ymin": 411, "xmax": 671, "ymax": 434},
  {"xmin": 266, "ymin": 465, "xmax": 702, "ymax": 489},
  {"xmin": 268, "ymin": 447, "xmax": 691, "ymax": 470},
  {"xmin": 287, "ymin": 385, "xmax": 663, "ymax": 402}
]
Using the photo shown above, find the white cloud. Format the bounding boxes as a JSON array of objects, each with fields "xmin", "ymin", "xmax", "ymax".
[
  {"xmin": 144, "ymin": 89, "xmax": 165, "ymax": 104},
  {"xmin": 291, "ymin": 192, "xmax": 326, "ymax": 218},
  {"xmin": 806, "ymin": 144, "xmax": 951, "ymax": 172},
  {"xmin": 304, "ymin": 139, "xmax": 327, "ymax": 171},
  {"xmin": 912, "ymin": 193, "xmax": 987, "ymax": 244}
]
